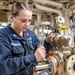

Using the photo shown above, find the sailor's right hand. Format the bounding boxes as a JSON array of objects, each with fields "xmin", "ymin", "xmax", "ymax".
[{"xmin": 34, "ymin": 45, "xmax": 46, "ymax": 62}]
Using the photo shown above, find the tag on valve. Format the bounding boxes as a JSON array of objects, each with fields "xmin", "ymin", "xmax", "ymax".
[{"xmin": 33, "ymin": 59, "xmax": 52, "ymax": 74}]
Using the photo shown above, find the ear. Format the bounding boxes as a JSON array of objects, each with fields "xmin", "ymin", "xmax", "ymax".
[
  {"xmin": 8, "ymin": 13, "xmax": 13, "ymax": 19},
  {"xmin": 7, "ymin": 13, "xmax": 13, "ymax": 23}
]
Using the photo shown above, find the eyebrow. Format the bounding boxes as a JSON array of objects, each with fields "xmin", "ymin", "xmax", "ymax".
[{"xmin": 20, "ymin": 18, "xmax": 32, "ymax": 20}]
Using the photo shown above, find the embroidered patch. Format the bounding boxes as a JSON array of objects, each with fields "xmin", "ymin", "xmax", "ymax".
[{"xmin": 11, "ymin": 42, "xmax": 21, "ymax": 46}]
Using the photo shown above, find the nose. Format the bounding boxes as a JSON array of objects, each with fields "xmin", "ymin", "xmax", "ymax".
[{"xmin": 24, "ymin": 21, "xmax": 30, "ymax": 26}]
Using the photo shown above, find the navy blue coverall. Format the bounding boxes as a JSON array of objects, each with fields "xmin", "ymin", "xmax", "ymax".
[{"xmin": 0, "ymin": 24, "xmax": 51, "ymax": 75}]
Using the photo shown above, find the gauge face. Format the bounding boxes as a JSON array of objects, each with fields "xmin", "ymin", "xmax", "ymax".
[{"xmin": 66, "ymin": 55, "xmax": 75, "ymax": 75}]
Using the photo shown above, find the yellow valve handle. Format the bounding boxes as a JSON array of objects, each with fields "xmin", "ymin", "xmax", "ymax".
[{"xmin": 57, "ymin": 26, "xmax": 69, "ymax": 30}]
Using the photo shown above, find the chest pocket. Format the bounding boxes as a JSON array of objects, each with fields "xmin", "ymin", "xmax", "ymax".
[
  {"xmin": 11, "ymin": 41, "xmax": 24, "ymax": 56},
  {"xmin": 28, "ymin": 44, "xmax": 35, "ymax": 54}
]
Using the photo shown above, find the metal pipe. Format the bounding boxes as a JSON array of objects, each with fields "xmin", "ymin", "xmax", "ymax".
[
  {"xmin": 32, "ymin": 0, "xmax": 63, "ymax": 8},
  {"xmin": 34, "ymin": 3, "xmax": 62, "ymax": 16},
  {"xmin": 35, "ymin": 64, "xmax": 51, "ymax": 70}
]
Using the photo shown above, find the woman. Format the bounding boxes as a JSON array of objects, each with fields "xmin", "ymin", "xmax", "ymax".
[{"xmin": 0, "ymin": 2, "xmax": 52, "ymax": 75}]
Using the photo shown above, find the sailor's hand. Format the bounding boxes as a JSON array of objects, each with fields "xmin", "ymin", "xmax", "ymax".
[
  {"xmin": 45, "ymin": 33, "xmax": 58, "ymax": 43},
  {"xmin": 34, "ymin": 45, "xmax": 46, "ymax": 62}
]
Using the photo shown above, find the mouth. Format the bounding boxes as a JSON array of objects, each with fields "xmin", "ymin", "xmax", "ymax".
[
  {"xmin": 22, "ymin": 27, "xmax": 27, "ymax": 30},
  {"xmin": 23, "ymin": 27, "xmax": 26, "ymax": 29}
]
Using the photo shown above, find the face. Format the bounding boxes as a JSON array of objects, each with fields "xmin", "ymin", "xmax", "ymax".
[{"xmin": 12, "ymin": 9, "xmax": 32, "ymax": 32}]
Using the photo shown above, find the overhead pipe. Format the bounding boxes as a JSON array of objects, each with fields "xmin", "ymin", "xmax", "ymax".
[
  {"xmin": 32, "ymin": 0, "xmax": 63, "ymax": 8},
  {"xmin": 39, "ymin": 21, "xmax": 51, "ymax": 26},
  {"xmin": 69, "ymin": 4, "xmax": 75, "ymax": 9},
  {"xmin": 34, "ymin": 3, "xmax": 62, "ymax": 16}
]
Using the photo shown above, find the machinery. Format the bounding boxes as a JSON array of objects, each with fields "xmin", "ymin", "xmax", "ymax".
[{"xmin": 33, "ymin": 34, "xmax": 75, "ymax": 75}]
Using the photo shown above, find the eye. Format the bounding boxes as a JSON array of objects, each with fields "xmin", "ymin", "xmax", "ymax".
[
  {"xmin": 21, "ymin": 19, "xmax": 26, "ymax": 22},
  {"xmin": 21, "ymin": 19, "xmax": 32, "ymax": 23},
  {"xmin": 28, "ymin": 19, "xmax": 32, "ymax": 22}
]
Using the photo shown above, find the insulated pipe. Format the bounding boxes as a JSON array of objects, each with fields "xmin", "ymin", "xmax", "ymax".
[
  {"xmin": 34, "ymin": 3, "xmax": 62, "ymax": 16},
  {"xmin": 32, "ymin": 0, "xmax": 63, "ymax": 8},
  {"xmin": 39, "ymin": 21, "xmax": 51, "ymax": 26}
]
